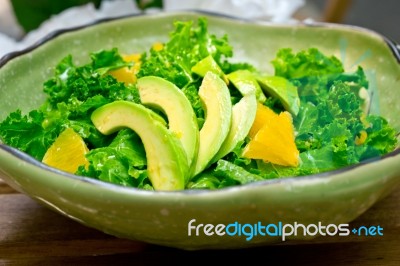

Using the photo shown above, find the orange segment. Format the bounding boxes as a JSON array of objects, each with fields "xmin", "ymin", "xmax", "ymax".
[
  {"xmin": 123, "ymin": 54, "xmax": 141, "ymax": 62},
  {"xmin": 42, "ymin": 128, "xmax": 89, "ymax": 174},
  {"xmin": 243, "ymin": 105, "xmax": 299, "ymax": 167},
  {"xmin": 248, "ymin": 103, "xmax": 279, "ymax": 139},
  {"xmin": 109, "ymin": 54, "xmax": 141, "ymax": 85},
  {"xmin": 355, "ymin": 130, "xmax": 368, "ymax": 145},
  {"xmin": 152, "ymin": 42, "xmax": 164, "ymax": 51}
]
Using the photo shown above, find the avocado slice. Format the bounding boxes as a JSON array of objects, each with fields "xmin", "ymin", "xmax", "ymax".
[
  {"xmin": 257, "ymin": 76, "xmax": 300, "ymax": 116},
  {"xmin": 212, "ymin": 92, "xmax": 257, "ymax": 162},
  {"xmin": 227, "ymin": 70, "xmax": 267, "ymax": 103},
  {"xmin": 193, "ymin": 71, "xmax": 232, "ymax": 176},
  {"xmin": 137, "ymin": 76, "xmax": 199, "ymax": 169},
  {"xmin": 191, "ymin": 55, "xmax": 229, "ymax": 84},
  {"xmin": 91, "ymin": 101, "xmax": 189, "ymax": 191}
]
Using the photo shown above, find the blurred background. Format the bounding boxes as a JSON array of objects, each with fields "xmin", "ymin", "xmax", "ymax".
[
  {"xmin": 305, "ymin": 0, "xmax": 400, "ymax": 42},
  {"xmin": 1, "ymin": 0, "xmax": 399, "ymax": 57}
]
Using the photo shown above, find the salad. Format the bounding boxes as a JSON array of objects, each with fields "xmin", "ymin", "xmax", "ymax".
[{"xmin": 0, "ymin": 18, "xmax": 397, "ymax": 191}]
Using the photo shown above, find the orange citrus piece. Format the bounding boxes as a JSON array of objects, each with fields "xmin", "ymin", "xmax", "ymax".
[
  {"xmin": 152, "ymin": 42, "xmax": 164, "ymax": 51},
  {"xmin": 42, "ymin": 128, "xmax": 89, "ymax": 174},
  {"xmin": 248, "ymin": 103, "xmax": 279, "ymax": 139},
  {"xmin": 355, "ymin": 130, "xmax": 368, "ymax": 145},
  {"xmin": 109, "ymin": 54, "xmax": 141, "ymax": 85},
  {"xmin": 243, "ymin": 105, "xmax": 299, "ymax": 167}
]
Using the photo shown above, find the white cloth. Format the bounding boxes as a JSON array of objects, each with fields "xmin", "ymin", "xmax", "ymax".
[
  {"xmin": 0, "ymin": 0, "xmax": 305, "ymax": 59},
  {"xmin": 0, "ymin": 0, "xmax": 140, "ymax": 58},
  {"xmin": 164, "ymin": 0, "xmax": 304, "ymax": 22}
]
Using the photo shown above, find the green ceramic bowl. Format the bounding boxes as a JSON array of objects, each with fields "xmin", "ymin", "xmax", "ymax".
[{"xmin": 0, "ymin": 11, "xmax": 399, "ymax": 250}]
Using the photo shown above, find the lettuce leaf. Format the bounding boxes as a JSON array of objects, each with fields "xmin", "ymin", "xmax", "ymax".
[
  {"xmin": 0, "ymin": 110, "xmax": 60, "ymax": 160},
  {"xmin": 360, "ymin": 115, "xmax": 398, "ymax": 159},
  {"xmin": 137, "ymin": 17, "xmax": 252, "ymax": 120},
  {"xmin": 0, "ymin": 48, "xmax": 141, "ymax": 162},
  {"xmin": 77, "ymin": 129, "xmax": 152, "ymax": 189},
  {"xmin": 272, "ymin": 48, "xmax": 344, "ymax": 80},
  {"xmin": 138, "ymin": 18, "xmax": 233, "ymax": 88},
  {"xmin": 43, "ymin": 51, "xmax": 139, "ymax": 106}
]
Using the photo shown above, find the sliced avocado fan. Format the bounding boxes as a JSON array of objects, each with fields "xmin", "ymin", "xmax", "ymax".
[
  {"xmin": 191, "ymin": 55, "xmax": 229, "ymax": 84},
  {"xmin": 257, "ymin": 76, "xmax": 300, "ymax": 116},
  {"xmin": 137, "ymin": 76, "xmax": 199, "ymax": 170},
  {"xmin": 212, "ymin": 92, "xmax": 257, "ymax": 163},
  {"xmin": 193, "ymin": 71, "xmax": 232, "ymax": 176},
  {"xmin": 227, "ymin": 69, "xmax": 267, "ymax": 103},
  {"xmin": 191, "ymin": 63, "xmax": 258, "ymax": 165},
  {"xmin": 91, "ymin": 101, "xmax": 189, "ymax": 191}
]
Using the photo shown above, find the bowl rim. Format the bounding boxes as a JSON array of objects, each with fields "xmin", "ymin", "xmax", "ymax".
[
  {"xmin": 0, "ymin": 10, "xmax": 399, "ymax": 195},
  {"xmin": 1, "ymin": 9, "xmax": 400, "ymax": 66}
]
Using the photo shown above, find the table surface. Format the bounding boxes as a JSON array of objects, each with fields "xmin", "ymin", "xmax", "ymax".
[{"xmin": 0, "ymin": 178, "xmax": 399, "ymax": 265}]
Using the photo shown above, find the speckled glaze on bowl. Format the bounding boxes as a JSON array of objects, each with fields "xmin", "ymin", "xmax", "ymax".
[{"xmin": 0, "ymin": 11, "xmax": 399, "ymax": 250}]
